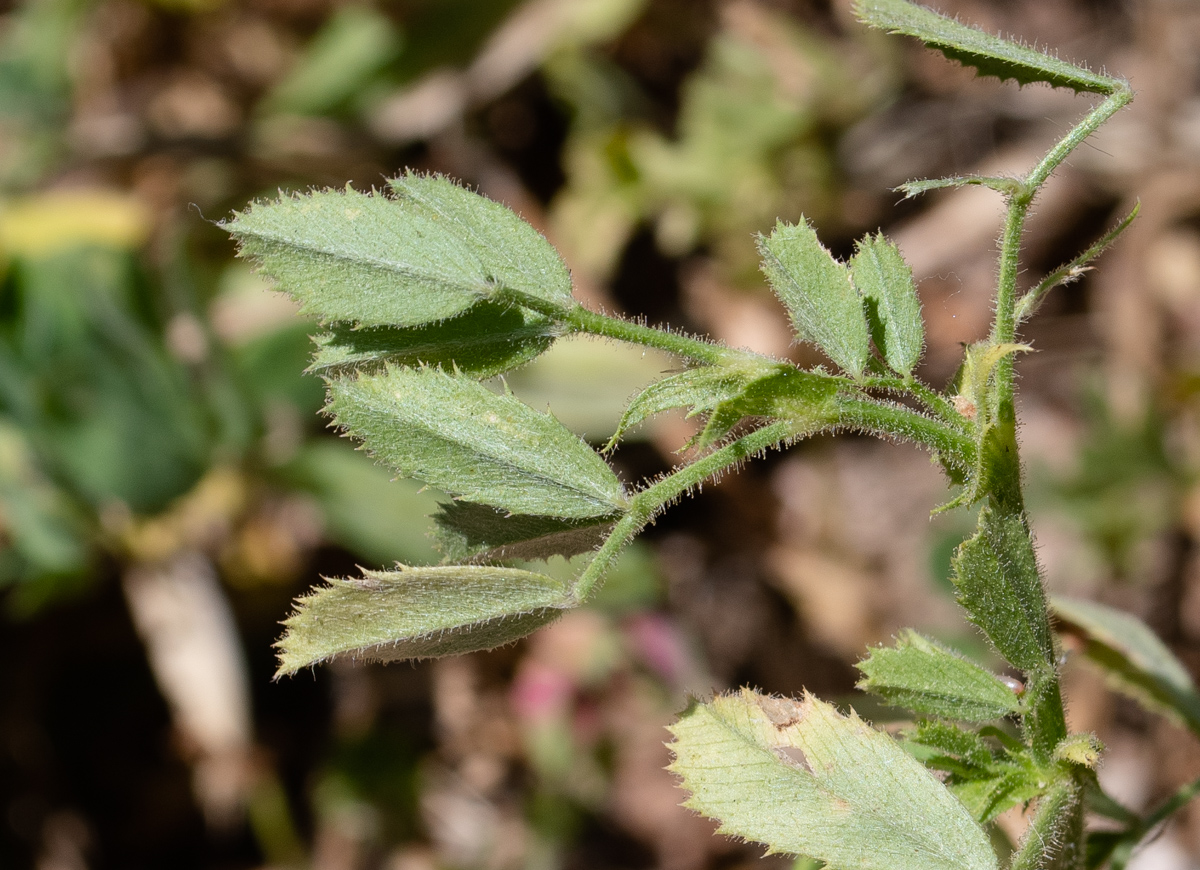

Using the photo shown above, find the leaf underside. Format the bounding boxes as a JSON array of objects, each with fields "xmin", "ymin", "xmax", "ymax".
[
  {"xmin": 668, "ymin": 689, "xmax": 998, "ymax": 870},
  {"xmin": 327, "ymin": 367, "xmax": 627, "ymax": 520},
  {"xmin": 310, "ymin": 302, "xmax": 555, "ymax": 379},
  {"xmin": 275, "ymin": 565, "xmax": 576, "ymax": 675},
  {"xmin": 854, "ymin": 0, "xmax": 1119, "ymax": 95},
  {"xmin": 432, "ymin": 501, "xmax": 617, "ymax": 562}
]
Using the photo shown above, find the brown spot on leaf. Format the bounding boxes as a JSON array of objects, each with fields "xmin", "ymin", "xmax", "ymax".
[
  {"xmin": 758, "ymin": 695, "xmax": 806, "ymax": 729},
  {"xmin": 773, "ymin": 745, "xmax": 812, "ymax": 772}
]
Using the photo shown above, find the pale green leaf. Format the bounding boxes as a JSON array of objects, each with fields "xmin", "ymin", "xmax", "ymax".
[
  {"xmin": 327, "ymin": 367, "xmax": 626, "ymax": 519},
  {"xmin": 857, "ymin": 629, "xmax": 1022, "ymax": 721},
  {"xmin": 854, "ymin": 0, "xmax": 1121, "ymax": 95},
  {"xmin": 1053, "ymin": 597, "xmax": 1200, "ymax": 734},
  {"xmin": 758, "ymin": 219, "xmax": 871, "ymax": 379},
  {"xmin": 668, "ymin": 688, "xmax": 998, "ymax": 870},
  {"xmin": 275, "ymin": 565, "xmax": 575, "ymax": 675},
  {"xmin": 310, "ymin": 302, "xmax": 555, "ymax": 379},
  {"xmin": 225, "ymin": 177, "xmax": 571, "ymax": 328},
  {"xmin": 953, "ymin": 507, "xmax": 1055, "ymax": 675},
  {"xmin": 896, "ymin": 176, "xmax": 1023, "ymax": 199},
  {"xmin": 390, "ymin": 174, "xmax": 574, "ymax": 307},
  {"xmin": 432, "ymin": 501, "xmax": 616, "ymax": 562},
  {"xmin": 850, "ymin": 233, "xmax": 923, "ymax": 376}
]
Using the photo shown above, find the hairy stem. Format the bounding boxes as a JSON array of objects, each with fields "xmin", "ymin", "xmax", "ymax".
[
  {"xmin": 1010, "ymin": 777, "xmax": 1085, "ymax": 870},
  {"xmin": 498, "ymin": 288, "xmax": 749, "ymax": 366},
  {"xmin": 835, "ymin": 397, "xmax": 976, "ymax": 471},
  {"xmin": 574, "ymin": 420, "xmax": 794, "ymax": 600}
]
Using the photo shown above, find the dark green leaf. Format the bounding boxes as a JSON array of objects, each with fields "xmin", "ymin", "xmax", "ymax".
[
  {"xmin": 758, "ymin": 219, "xmax": 871, "ymax": 378},
  {"xmin": 1053, "ymin": 596, "xmax": 1200, "ymax": 734},
  {"xmin": 857, "ymin": 629, "xmax": 1022, "ymax": 721},
  {"xmin": 432, "ymin": 501, "xmax": 617, "ymax": 562},
  {"xmin": 850, "ymin": 233, "xmax": 923, "ymax": 376},
  {"xmin": 310, "ymin": 302, "xmax": 555, "ymax": 379},
  {"xmin": 952, "ymin": 507, "xmax": 1055, "ymax": 674},
  {"xmin": 275, "ymin": 565, "xmax": 576, "ymax": 675},
  {"xmin": 328, "ymin": 367, "xmax": 626, "ymax": 519},
  {"xmin": 854, "ymin": 0, "xmax": 1121, "ymax": 95},
  {"xmin": 668, "ymin": 689, "xmax": 997, "ymax": 870}
]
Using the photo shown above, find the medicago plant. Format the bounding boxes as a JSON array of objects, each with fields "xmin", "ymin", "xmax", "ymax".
[{"xmin": 223, "ymin": 1, "xmax": 1200, "ymax": 868}]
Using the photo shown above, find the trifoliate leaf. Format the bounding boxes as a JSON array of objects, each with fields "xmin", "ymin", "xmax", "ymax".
[
  {"xmin": 225, "ymin": 177, "xmax": 572, "ymax": 327},
  {"xmin": 850, "ymin": 233, "xmax": 923, "ymax": 377},
  {"xmin": 857, "ymin": 630, "xmax": 1023, "ymax": 721},
  {"xmin": 759, "ymin": 219, "xmax": 871, "ymax": 379},
  {"xmin": 328, "ymin": 367, "xmax": 626, "ymax": 519},
  {"xmin": 432, "ymin": 501, "xmax": 617, "ymax": 562},
  {"xmin": 854, "ymin": 0, "xmax": 1121, "ymax": 96},
  {"xmin": 1053, "ymin": 597, "xmax": 1200, "ymax": 735},
  {"xmin": 275, "ymin": 565, "xmax": 575, "ymax": 675},
  {"xmin": 310, "ymin": 302, "xmax": 555, "ymax": 379},
  {"xmin": 953, "ymin": 507, "xmax": 1055, "ymax": 675},
  {"xmin": 668, "ymin": 689, "xmax": 998, "ymax": 870}
]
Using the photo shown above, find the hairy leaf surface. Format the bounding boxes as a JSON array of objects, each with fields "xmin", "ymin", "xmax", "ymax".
[
  {"xmin": 759, "ymin": 220, "xmax": 871, "ymax": 379},
  {"xmin": 850, "ymin": 233, "xmax": 923, "ymax": 376},
  {"xmin": 226, "ymin": 177, "xmax": 571, "ymax": 327},
  {"xmin": 275, "ymin": 565, "xmax": 575, "ymax": 675},
  {"xmin": 857, "ymin": 630, "xmax": 1022, "ymax": 721},
  {"xmin": 668, "ymin": 689, "xmax": 997, "ymax": 870},
  {"xmin": 328, "ymin": 368, "xmax": 626, "ymax": 519},
  {"xmin": 311, "ymin": 302, "xmax": 555, "ymax": 379},
  {"xmin": 854, "ymin": 0, "xmax": 1119, "ymax": 95},
  {"xmin": 432, "ymin": 501, "xmax": 616, "ymax": 562},
  {"xmin": 1053, "ymin": 597, "xmax": 1200, "ymax": 734},
  {"xmin": 953, "ymin": 507, "xmax": 1055, "ymax": 674}
]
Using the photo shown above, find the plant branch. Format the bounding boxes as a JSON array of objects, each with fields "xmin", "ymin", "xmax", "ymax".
[
  {"xmin": 498, "ymin": 287, "xmax": 750, "ymax": 366},
  {"xmin": 573, "ymin": 420, "xmax": 795, "ymax": 600}
]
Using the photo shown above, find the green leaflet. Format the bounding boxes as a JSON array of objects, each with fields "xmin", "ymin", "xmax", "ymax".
[
  {"xmin": 907, "ymin": 722, "xmax": 1046, "ymax": 824},
  {"xmin": 850, "ymin": 233, "xmax": 923, "ymax": 377},
  {"xmin": 608, "ymin": 365, "xmax": 764, "ymax": 447},
  {"xmin": 225, "ymin": 176, "xmax": 572, "ymax": 327},
  {"xmin": 310, "ymin": 302, "xmax": 556, "ymax": 379},
  {"xmin": 610, "ymin": 361, "xmax": 841, "ymax": 449},
  {"xmin": 897, "ymin": 175, "xmax": 1024, "ymax": 199},
  {"xmin": 327, "ymin": 367, "xmax": 627, "ymax": 520},
  {"xmin": 432, "ymin": 501, "xmax": 616, "ymax": 562},
  {"xmin": 389, "ymin": 174, "xmax": 574, "ymax": 307},
  {"xmin": 853, "ymin": 0, "xmax": 1121, "ymax": 96},
  {"xmin": 1053, "ymin": 597, "xmax": 1200, "ymax": 734},
  {"xmin": 759, "ymin": 219, "xmax": 871, "ymax": 379},
  {"xmin": 668, "ymin": 689, "xmax": 998, "ymax": 870},
  {"xmin": 700, "ymin": 366, "xmax": 841, "ymax": 446},
  {"xmin": 857, "ymin": 630, "xmax": 1023, "ymax": 721},
  {"xmin": 275, "ymin": 565, "xmax": 575, "ymax": 676},
  {"xmin": 953, "ymin": 507, "xmax": 1055, "ymax": 675}
]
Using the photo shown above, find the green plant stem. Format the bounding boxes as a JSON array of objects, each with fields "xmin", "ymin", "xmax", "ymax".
[
  {"xmin": 574, "ymin": 420, "xmax": 794, "ymax": 600},
  {"xmin": 863, "ymin": 375, "xmax": 971, "ymax": 432},
  {"xmin": 499, "ymin": 288, "xmax": 747, "ymax": 366},
  {"xmin": 835, "ymin": 397, "xmax": 976, "ymax": 471},
  {"xmin": 1010, "ymin": 776, "xmax": 1085, "ymax": 870}
]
